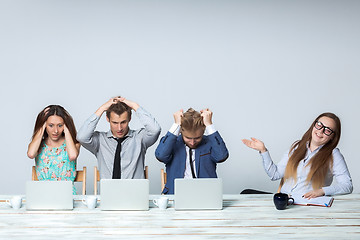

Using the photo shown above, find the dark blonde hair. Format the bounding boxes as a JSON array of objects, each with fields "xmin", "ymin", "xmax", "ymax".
[
  {"xmin": 181, "ymin": 108, "xmax": 205, "ymax": 132},
  {"xmin": 284, "ymin": 112, "xmax": 341, "ymax": 190},
  {"xmin": 32, "ymin": 105, "xmax": 78, "ymax": 144}
]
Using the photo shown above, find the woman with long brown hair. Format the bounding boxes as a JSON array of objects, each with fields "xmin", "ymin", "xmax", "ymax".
[
  {"xmin": 27, "ymin": 105, "xmax": 80, "ymax": 194},
  {"xmin": 242, "ymin": 112, "xmax": 352, "ymax": 199}
]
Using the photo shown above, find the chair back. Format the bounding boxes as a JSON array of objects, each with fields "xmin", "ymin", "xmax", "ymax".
[
  {"xmin": 32, "ymin": 166, "xmax": 87, "ymax": 195},
  {"xmin": 94, "ymin": 166, "xmax": 149, "ymax": 195},
  {"xmin": 160, "ymin": 168, "xmax": 167, "ymax": 193},
  {"xmin": 94, "ymin": 166, "xmax": 100, "ymax": 195},
  {"xmin": 277, "ymin": 178, "xmax": 284, "ymax": 193}
]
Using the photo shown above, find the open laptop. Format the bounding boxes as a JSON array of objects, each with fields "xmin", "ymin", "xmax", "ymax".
[
  {"xmin": 26, "ymin": 181, "xmax": 73, "ymax": 210},
  {"xmin": 100, "ymin": 179, "xmax": 149, "ymax": 211},
  {"xmin": 174, "ymin": 178, "xmax": 223, "ymax": 210}
]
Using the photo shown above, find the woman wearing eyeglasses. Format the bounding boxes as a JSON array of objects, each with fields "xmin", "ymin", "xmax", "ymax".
[{"xmin": 242, "ymin": 112, "xmax": 352, "ymax": 199}]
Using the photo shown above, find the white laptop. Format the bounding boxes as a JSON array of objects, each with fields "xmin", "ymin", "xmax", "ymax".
[
  {"xmin": 174, "ymin": 178, "xmax": 223, "ymax": 210},
  {"xmin": 100, "ymin": 179, "xmax": 149, "ymax": 211},
  {"xmin": 26, "ymin": 181, "xmax": 73, "ymax": 210}
]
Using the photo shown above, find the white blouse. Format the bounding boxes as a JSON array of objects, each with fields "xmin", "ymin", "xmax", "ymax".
[{"xmin": 260, "ymin": 145, "xmax": 353, "ymax": 196}]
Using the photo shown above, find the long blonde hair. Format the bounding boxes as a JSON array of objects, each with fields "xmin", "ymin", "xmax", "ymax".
[{"xmin": 283, "ymin": 113, "xmax": 341, "ymax": 190}]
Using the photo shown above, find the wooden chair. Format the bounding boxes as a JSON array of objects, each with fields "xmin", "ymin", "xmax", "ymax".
[
  {"xmin": 32, "ymin": 166, "xmax": 87, "ymax": 195},
  {"xmin": 94, "ymin": 165, "xmax": 149, "ymax": 195},
  {"xmin": 160, "ymin": 168, "xmax": 167, "ymax": 193},
  {"xmin": 94, "ymin": 166, "xmax": 100, "ymax": 196},
  {"xmin": 144, "ymin": 165, "xmax": 149, "ymax": 180},
  {"xmin": 277, "ymin": 178, "xmax": 284, "ymax": 193}
]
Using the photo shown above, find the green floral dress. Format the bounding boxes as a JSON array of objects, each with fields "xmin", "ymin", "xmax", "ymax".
[{"xmin": 35, "ymin": 141, "xmax": 77, "ymax": 194}]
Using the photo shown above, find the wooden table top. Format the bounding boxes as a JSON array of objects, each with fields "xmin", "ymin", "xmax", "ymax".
[{"xmin": 0, "ymin": 194, "xmax": 359, "ymax": 239}]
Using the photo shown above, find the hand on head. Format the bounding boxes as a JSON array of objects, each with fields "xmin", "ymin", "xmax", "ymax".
[
  {"xmin": 37, "ymin": 122, "xmax": 47, "ymax": 137},
  {"xmin": 97, "ymin": 96, "xmax": 139, "ymax": 116},
  {"xmin": 200, "ymin": 108, "xmax": 213, "ymax": 126},
  {"xmin": 242, "ymin": 137, "xmax": 267, "ymax": 153},
  {"xmin": 112, "ymin": 96, "xmax": 124, "ymax": 103},
  {"xmin": 173, "ymin": 108, "xmax": 213, "ymax": 126},
  {"xmin": 102, "ymin": 96, "xmax": 132, "ymax": 110},
  {"xmin": 43, "ymin": 107, "xmax": 50, "ymax": 115},
  {"xmin": 102, "ymin": 97, "xmax": 122, "ymax": 111},
  {"xmin": 63, "ymin": 123, "xmax": 70, "ymax": 135},
  {"xmin": 38, "ymin": 107, "xmax": 50, "ymax": 128},
  {"xmin": 117, "ymin": 97, "xmax": 139, "ymax": 110},
  {"xmin": 173, "ymin": 109, "xmax": 184, "ymax": 125}
]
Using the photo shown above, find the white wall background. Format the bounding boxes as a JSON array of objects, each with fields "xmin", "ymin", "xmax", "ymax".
[{"xmin": 0, "ymin": 0, "xmax": 359, "ymax": 195}]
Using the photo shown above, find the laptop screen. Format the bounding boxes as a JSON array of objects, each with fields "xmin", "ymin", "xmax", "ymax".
[
  {"xmin": 100, "ymin": 179, "xmax": 149, "ymax": 211},
  {"xmin": 174, "ymin": 178, "xmax": 223, "ymax": 210},
  {"xmin": 26, "ymin": 181, "xmax": 73, "ymax": 210}
]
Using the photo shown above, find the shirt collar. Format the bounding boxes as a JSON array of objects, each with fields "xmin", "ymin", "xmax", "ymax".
[
  {"xmin": 106, "ymin": 129, "xmax": 134, "ymax": 139},
  {"xmin": 306, "ymin": 141, "xmax": 324, "ymax": 155}
]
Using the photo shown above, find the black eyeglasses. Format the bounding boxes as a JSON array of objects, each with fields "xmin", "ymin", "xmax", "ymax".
[{"xmin": 314, "ymin": 121, "xmax": 334, "ymax": 136}]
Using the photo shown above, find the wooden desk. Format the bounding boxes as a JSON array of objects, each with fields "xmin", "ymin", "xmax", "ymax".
[{"xmin": 0, "ymin": 194, "xmax": 359, "ymax": 239}]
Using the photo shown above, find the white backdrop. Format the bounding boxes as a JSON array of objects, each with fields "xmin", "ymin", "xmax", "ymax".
[{"xmin": 0, "ymin": 0, "xmax": 359, "ymax": 194}]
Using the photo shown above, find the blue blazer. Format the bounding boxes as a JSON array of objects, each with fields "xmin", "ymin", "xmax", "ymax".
[{"xmin": 155, "ymin": 131, "xmax": 229, "ymax": 194}]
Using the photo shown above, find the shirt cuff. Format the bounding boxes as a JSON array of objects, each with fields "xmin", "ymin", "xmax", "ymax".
[
  {"xmin": 169, "ymin": 123, "xmax": 181, "ymax": 136},
  {"xmin": 205, "ymin": 124, "xmax": 216, "ymax": 135},
  {"xmin": 322, "ymin": 186, "xmax": 334, "ymax": 196},
  {"xmin": 260, "ymin": 150, "xmax": 271, "ymax": 165}
]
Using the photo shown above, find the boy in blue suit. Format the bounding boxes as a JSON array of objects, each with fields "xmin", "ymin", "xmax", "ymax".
[{"xmin": 155, "ymin": 108, "xmax": 229, "ymax": 194}]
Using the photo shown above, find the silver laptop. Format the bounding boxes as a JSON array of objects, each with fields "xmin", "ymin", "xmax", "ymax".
[
  {"xmin": 175, "ymin": 178, "xmax": 223, "ymax": 210},
  {"xmin": 26, "ymin": 181, "xmax": 73, "ymax": 210},
  {"xmin": 100, "ymin": 179, "xmax": 149, "ymax": 211}
]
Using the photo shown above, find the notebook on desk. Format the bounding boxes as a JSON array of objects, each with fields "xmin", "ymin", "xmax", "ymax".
[
  {"xmin": 26, "ymin": 181, "xmax": 73, "ymax": 210},
  {"xmin": 174, "ymin": 178, "xmax": 223, "ymax": 210},
  {"xmin": 291, "ymin": 194, "xmax": 334, "ymax": 207},
  {"xmin": 100, "ymin": 179, "xmax": 149, "ymax": 211}
]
